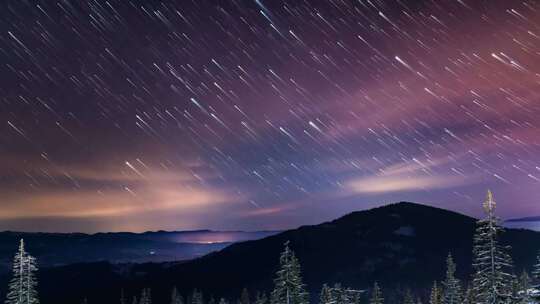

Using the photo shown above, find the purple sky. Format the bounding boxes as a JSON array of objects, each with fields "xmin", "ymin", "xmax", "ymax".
[{"xmin": 1, "ymin": 0, "xmax": 539, "ymax": 232}]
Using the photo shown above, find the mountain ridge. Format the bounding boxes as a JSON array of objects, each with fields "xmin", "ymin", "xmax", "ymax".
[{"xmin": 6, "ymin": 202, "xmax": 540, "ymax": 304}]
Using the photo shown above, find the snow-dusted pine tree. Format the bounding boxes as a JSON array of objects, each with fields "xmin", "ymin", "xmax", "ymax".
[
  {"xmin": 369, "ymin": 282, "xmax": 383, "ymax": 304},
  {"xmin": 24, "ymin": 255, "xmax": 38, "ymax": 304},
  {"xmin": 5, "ymin": 239, "xmax": 39, "ymax": 304},
  {"xmin": 254, "ymin": 293, "xmax": 267, "ymax": 304},
  {"xmin": 332, "ymin": 283, "xmax": 362, "ymax": 304},
  {"xmin": 139, "ymin": 289, "xmax": 151, "ymax": 304},
  {"xmin": 120, "ymin": 289, "xmax": 127, "ymax": 304},
  {"xmin": 442, "ymin": 254, "xmax": 461, "ymax": 304},
  {"xmin": 318, "ymin": 284, "xmax": 332, "ymax": 304},
  {"xmin": 517, "ymin": 271, "xmax": 531, "ymax": 304},
  {"xmin": 532, "ymin": 255, "xmax": 540, "ymax": 280},
  {"xmin": 403, "ymin": 290, "xmax": 414, "ymax": 304},
  {"xmin": 429, "ymin": 282, "xmax": 441, "ymax": 304},
  {"xmin": 171, "ymin": 287, "xmax": 183, "ymax": 304},
  {"xmin": 318, "ymin": 283, "xmax": 361, "ymax": 304},
  {"xmin": 191, "ymin": 290, "xmax": 203, "ymax": 304},
  {"xmin": 471, "ymin": 190, "xmax": 515, "ymax": 304},
  {"xmin": 463, "ymin": 284, "xmax": 476, "ymax": 304},
  {"xmin": 334, "ymin": 284, "xmax": 361, "ymax": 304},
  {"xmin": 331, "ymin": 284, "xmax": 346, "ymax": 304},
  {"xmin": 270, "ymin": 242, "xmax": 308, "ymax": 304}
]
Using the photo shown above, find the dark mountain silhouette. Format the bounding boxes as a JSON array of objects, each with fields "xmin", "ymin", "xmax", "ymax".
[{"xmin": 5, "ymin": 202, "xmax": 540, "ymax": 304}]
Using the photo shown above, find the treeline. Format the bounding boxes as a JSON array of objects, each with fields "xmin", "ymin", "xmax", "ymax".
[{"xmin": 6, "ymin": 191, "xmax": 540, "ymax": 304}]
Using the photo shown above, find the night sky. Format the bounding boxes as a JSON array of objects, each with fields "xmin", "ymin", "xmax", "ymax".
[{"xmin": 1, "ymin": 0, "xmax": 539, "ymax": 233}]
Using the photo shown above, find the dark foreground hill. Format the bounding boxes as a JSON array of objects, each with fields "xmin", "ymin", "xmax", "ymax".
[{"xmin": 7, "ymin": 202, "xmax": 540, "ymax": 304}]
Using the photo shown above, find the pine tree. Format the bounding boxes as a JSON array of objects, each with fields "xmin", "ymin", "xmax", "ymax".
[
  {"xmin": 463, "ymin": 284, "xmax": 476, "ymax": 304},
  {"xmin": 471, "ymin": 190, "xmax": 515, "ymax": 304},
  {"xmin": 370, "ymin": 282, "xmax": 384, "ymax": 304},
  {"xmin": 5, "ymin": 239, "xmax": 39, "ymax": 304},
  {"xmin": 120, "ymin": 289, "xmax": 127, "ymax": 304},
  {"xmin": 442, "ymin": 254, "xmax": 461, "ymax": 304},
  {"xmin": 347, "ymin": 288, "xmax": 361, "ymax": 304},
  {"xmin": 511, "ymin": 278, "xmax": 521, "ymax": 304},
  {"xmin": 139, "ymin": 289, "xmax": 151, "ymax": 304},
  {"xmin": 403, "ymin": 290, "xmax": 414, "ymax": 304},
  {"xmin": 191, "ymin": 290, "xmax": 204, "ymax": 304},
  {"xmin": 254, "ymin": 293, "xmax": 267, "ymax": 304},
  {"xmin": 331, "ymin": 284, "xmax": 345, "ymax": 304},
  {"xmin": 429, "ymin": 282, "xmax": 441, "ymax": 304},
  {"xmin": 270, "ymin": 242, "xmax": 308, "ymax": 304},
  {"xmin": 518, "ymin": 271, "xmax": 531, "ymax": 304},
  {"xmin": 333, "ymin": 284, "xmax": 360, "ymax": 304},
  {"xmin": 171, "ymin": 287, "xmax": 183, "ymax": 304},
  {"xmin": 319, "ymin": 284, "xmax": 332, "ymax": 304},
  {"xmin": 532, "ymin": 254, "xmax": 540, "ymax": 280}
]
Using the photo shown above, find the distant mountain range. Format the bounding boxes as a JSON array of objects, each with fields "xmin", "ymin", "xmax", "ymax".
[
  {"xmin": 504, "ymin": 216, "xmax": 540, "ymax": 231},
  {"xmin": 3, "ymin": 202, "xmax": 540, "ymax": 304},
  {"xmin": 0, "ymin": 230, "xmax": 278, "ymax": 271},
  {"xmin": 506, "ymin": 216, "xmax": 540, "ymax": 222}
]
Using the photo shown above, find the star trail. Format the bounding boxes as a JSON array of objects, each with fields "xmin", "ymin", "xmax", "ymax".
[{"xmin": 0, "ymin": 0, "xmax": 539, "ymax": 232}]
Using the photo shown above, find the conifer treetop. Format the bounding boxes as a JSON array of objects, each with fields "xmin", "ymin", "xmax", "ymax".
[{"xmin": 483, "ymin": 190, "xmax": 496, "ymax": 215}]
